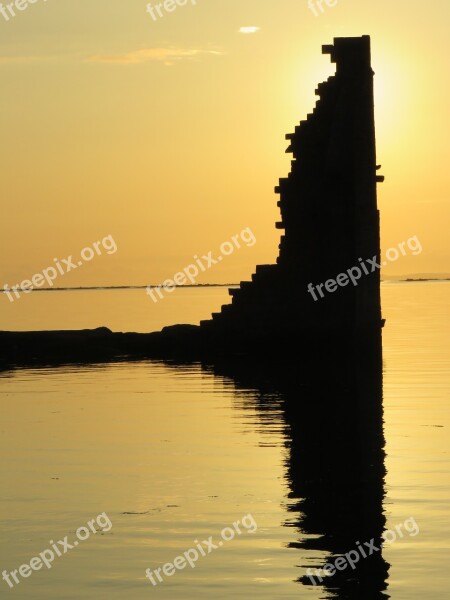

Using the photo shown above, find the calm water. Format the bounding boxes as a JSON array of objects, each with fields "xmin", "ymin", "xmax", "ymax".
[
  {"xmin": 0, "ymin": 287, "xmax": 234, "ymax": 333},
  {"xmin": 0, "ymin": 283, "xmax": 449, "ymax": 598}
]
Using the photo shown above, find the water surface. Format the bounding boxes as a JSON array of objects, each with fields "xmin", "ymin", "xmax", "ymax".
[{"xmin": 0, "ymin": 283, "xmax": 448, "ymax": 598}]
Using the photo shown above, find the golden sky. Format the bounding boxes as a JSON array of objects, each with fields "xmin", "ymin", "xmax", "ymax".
[{"xmin": 0, "ymin": 0, "xmax": 449, "ymax": 287}]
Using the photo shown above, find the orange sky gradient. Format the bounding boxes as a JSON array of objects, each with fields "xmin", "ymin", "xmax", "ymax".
[{"xmin": 0, "ymin": 0, "xmax": 449, "ymax": 287}]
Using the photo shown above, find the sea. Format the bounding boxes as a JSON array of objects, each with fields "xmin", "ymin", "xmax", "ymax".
[{"xmin": 0, "ymin": 282, "xmax": 449, "ymax": 599}]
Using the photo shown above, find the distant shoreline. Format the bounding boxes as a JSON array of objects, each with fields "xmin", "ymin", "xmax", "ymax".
[
  {"xmin": 0, "ymin": 279, "xmax": 449, "ymax": 293},
  {"xmin": 0, "ymin": 284, "xmax": 238, "ymax": 292}
]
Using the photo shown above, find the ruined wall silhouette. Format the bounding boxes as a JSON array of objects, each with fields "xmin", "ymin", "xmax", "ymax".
[{"xmin": 201, "ymin": 36, "xmax": 383, "ymax": 345}]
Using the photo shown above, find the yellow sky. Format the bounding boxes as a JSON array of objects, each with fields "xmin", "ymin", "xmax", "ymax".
[{"xmin": 0, "ymin": 0, "xmax": 449, "ymax": 287}]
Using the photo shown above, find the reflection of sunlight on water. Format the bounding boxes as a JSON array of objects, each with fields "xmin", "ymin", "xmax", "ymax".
[
  {"xmin": 381, "ymin": 282, "xmax": 450, "ymax": 599},
  {"xmin": 0, "ymin": 283, "xmax": 448, "ymax": 599},
  {"xmin": 0, "ymin": 360, "xmax": 296, "ymax": 599}
]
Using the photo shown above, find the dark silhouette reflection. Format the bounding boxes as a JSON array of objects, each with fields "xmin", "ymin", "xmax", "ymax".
[{"xmin": 203, "ymin": 330, "xmax": 389, "ymax": 598}]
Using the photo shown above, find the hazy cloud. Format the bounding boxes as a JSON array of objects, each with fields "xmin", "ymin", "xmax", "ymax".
[
  {"xmin": 239, "ymin": 27, "xmax": 260, "ymax": 34},
  {"xmin": 87, "ymin": 47, "xmax": 223, "ymax": 66}
]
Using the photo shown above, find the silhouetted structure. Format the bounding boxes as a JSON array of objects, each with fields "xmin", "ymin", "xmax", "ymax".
[
  {"xmin": 0, "ymin": 35, "xmax": 384, "ymax": 366},
  {"xmin": 200, "ymin": 35, "xmax": 383, "ymax": 348}
]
